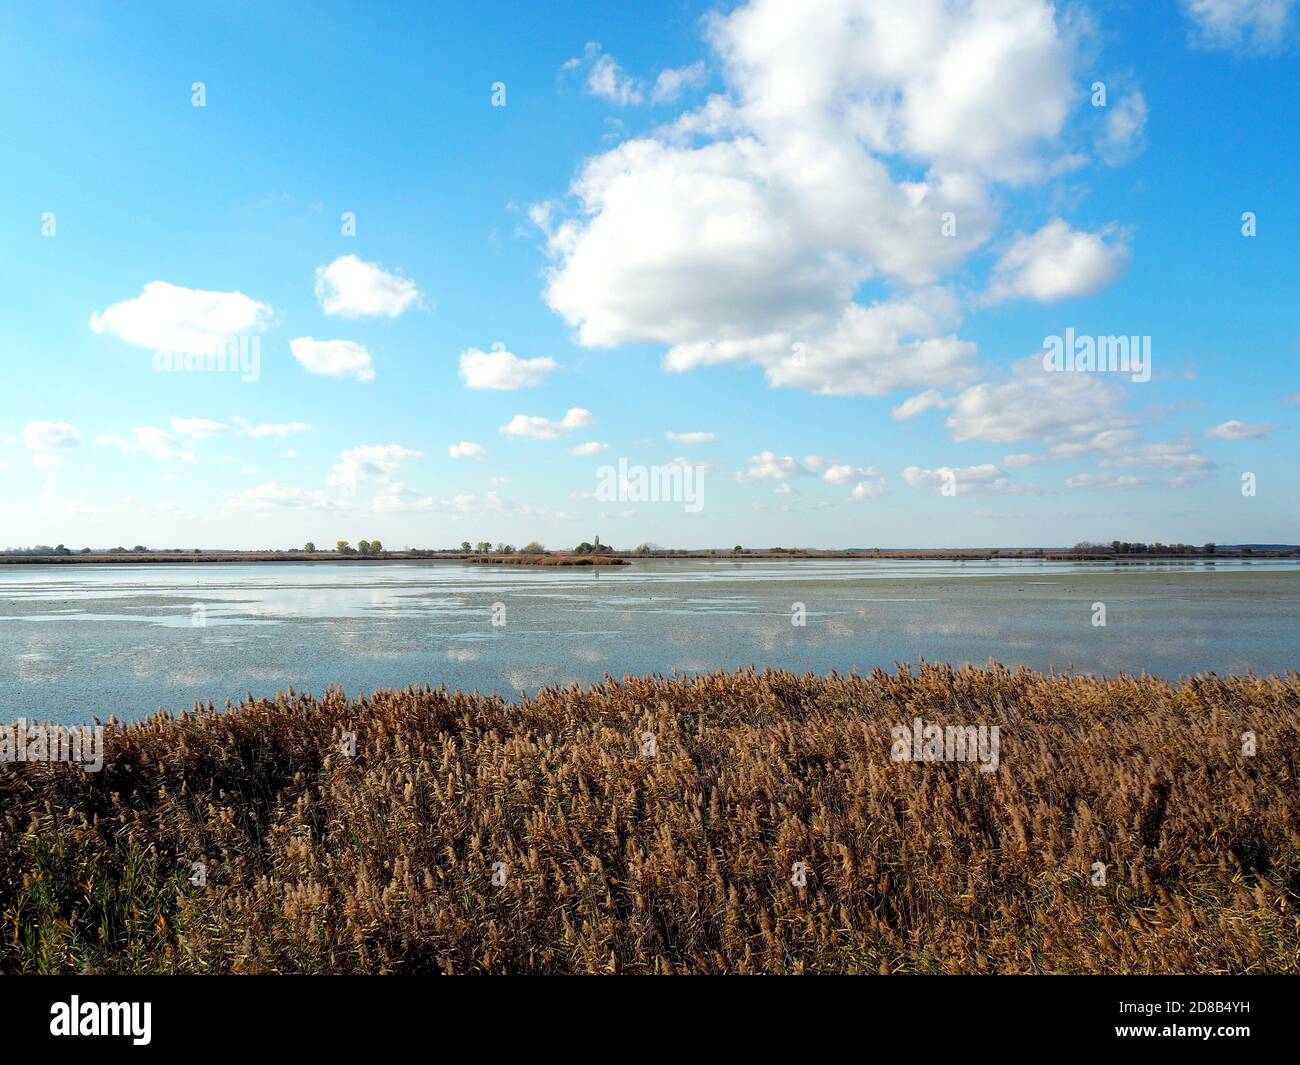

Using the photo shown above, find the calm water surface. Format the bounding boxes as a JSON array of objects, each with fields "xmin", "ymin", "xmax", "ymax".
[{"xmin": 2, "ymin": 558, "xmax": 1298, "ymax": 723}]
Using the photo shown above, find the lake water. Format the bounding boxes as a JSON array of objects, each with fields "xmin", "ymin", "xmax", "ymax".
[{"xmin": 2, "ymin": 558, "xmax": 1298, "ymax": 724}]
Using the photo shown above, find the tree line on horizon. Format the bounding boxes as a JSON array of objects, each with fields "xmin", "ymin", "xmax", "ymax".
[{"xmin": 4, "ymin": 540, "xmax": 1296, "ymax": 558}]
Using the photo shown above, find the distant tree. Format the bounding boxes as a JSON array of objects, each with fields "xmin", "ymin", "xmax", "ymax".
[
  {"xmin": 475, "ymin": 541, "xmax": 492, "ymax": 553},
  {"xmin": 336, "ymin": 540, "xmax": 354, "ymax": 554},
  {"xmin": 358, "ymin": 539, "xmax": 372, "ymax": 555},
  {"xmin": 522, "ymin": 541, "xmax": 545, "ymax": 554},
  {"xmin": 1203, "ymin": 543, "xmax": 1216, "ymax": 555},
  {"xmin": 733, "ymin": 545, "xmax": 744, "ymax": 554},
  {"xmin": 369, "ymin": 539, "xmax": 383, "ymax": 554},
  {"xmin": 304, "ymin": 542, "xmax": 316, "ymax": 553},
  {"xmin": 574, "ymin": 541, "xmax": 593, "ymax": 554},
  {"xmin": 80, "ymin": 547, "xmax": 91, "ymax": 554},
  {"xmin": 495, "ymin": 542, "xmax": 515, "ymax": 554},
  {"xmin": 460, "ymin": 541, "xmax": 472, "ymax": 553},
  {"xmin": 132, "ymin": 545, "xmax": 148, "ymax": 553}
]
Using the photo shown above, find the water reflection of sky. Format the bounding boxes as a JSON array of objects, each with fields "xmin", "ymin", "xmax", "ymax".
[{"xmin": 1, "ymin": 559, "xmax": 1298, "ymax": 724}]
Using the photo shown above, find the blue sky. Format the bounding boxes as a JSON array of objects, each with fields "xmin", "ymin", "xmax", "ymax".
[{"xmin": 1, "ymin": 0, "xmax": 1296, "ymax": 550}]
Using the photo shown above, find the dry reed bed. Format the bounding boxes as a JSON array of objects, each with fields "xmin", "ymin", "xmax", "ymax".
[{"xmin": 2, "ymin": 664, "xmax": 1297, "ymax": 974}]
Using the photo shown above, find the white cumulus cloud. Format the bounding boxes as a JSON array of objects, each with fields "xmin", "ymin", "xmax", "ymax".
[
  {"xmin": 448, "ymin": 441, "xmax": 488, "ymax": 460},
  {"xmin": 535, "ymin": 0, "xmax": 1091, "ymax": 396},
  {"xmin": 459, "ymin": 346, "xmax": 558, "ymax": 390},
  {"xmin": 945, "ymin": 356, "xmax": 1131, "ymax": 445},
  {"xmin": 499, "ymin": 408, "xmax": 595, "ymax": 440},
  {"xmin": 289, "ymin": 337, "xmax": 375, "ymax": 382},
  {"xmin": 314, "ymin": 255, "xmax": 425, "ymax": 318},
  {"xmin": 986, "ymin": 220, "xmax": 1130, "ymax": 304},
  {"xmin": 90, "ymin": 281, "xmax": 272, "ymax": 354}
]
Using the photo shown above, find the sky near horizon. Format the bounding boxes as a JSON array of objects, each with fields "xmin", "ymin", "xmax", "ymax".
[{"xmin": 1, "ymin": 0, "xmax": 1296, "ymax": 550}]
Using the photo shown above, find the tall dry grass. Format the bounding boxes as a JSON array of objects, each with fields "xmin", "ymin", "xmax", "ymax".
[{"xmin": 2, "ymin": 664, "xmax": 1297, "ymax": 973}]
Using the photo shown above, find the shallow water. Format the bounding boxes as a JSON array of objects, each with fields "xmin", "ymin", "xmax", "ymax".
[{"xmin": 1, "ymin": 558, "xmax": 1298, "ymax": 724}]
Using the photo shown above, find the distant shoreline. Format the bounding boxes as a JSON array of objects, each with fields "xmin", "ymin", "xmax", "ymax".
[{"xmin": 1, "ymin": 548, "xmax": 1296, "ymax": 566}]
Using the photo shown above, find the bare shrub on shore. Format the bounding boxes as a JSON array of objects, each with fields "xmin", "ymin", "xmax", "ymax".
[{"xmin": 1, "ymin": 664, "xmax": 1297, "ymax": 974}]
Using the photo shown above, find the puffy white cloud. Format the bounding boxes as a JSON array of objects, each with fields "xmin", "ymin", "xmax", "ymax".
[
  {"xmin": 541, "ymin": 135, "xmax": 989, "ymax": 366},
  {"xmin": 665, "ymin": 431, "xmax": 716, "ymax": 445},
  {"xmin": 663, "ymin": 289, "xmax": 978, "ymax": 397},
  {"xmin": 569, "ymin": 441, "xmax": 609, "ymax": 455},
  {"xmin": 536, "ymin": 0, "xmax": 1095, "ymax": 396},
  {"xmin": 97, "ymin": 427, "xmax": 193, "ymax": 462},
  {"xmin": 851, "ymin": 474, "xmax": 887, "ymax": 500},
  {"xmin": 289, "ymin": 337, "xmax": 375, "ymax": 382},
  {"xmin": 945, "ymin": 356, "xmax": 1131, "ymax": 445},
  {"xmin": 1206, "ymin": 419, "xmax": 1274, "ymax": 440},
  {"xmin": 708, "ymin": 0, "xmax": 1075, "ymax": 178},
  {"xmin": 328, "ymin": 444, "xmax": 422, "ymax": 494},
  {"xmin": 459, "ymin": 346, "xmax": 558, "ymax": 390},
  {"xmin": 986, "ymin": 220, "xmax": 1129, "ymax": 304},
  {"xmin": 228, "ymin": 482, "xmax": 339, "ymax": 511},
  {"xmin": 735, "ymin": 452, "xmax": 810, "ymax": 482},
  {"xmin": 822, "ymin": 463, "xmax": 879, "ymax": 485},
  {"xmin": 903, "ymin": 463, "xmax": 1032, "ymax": 495},
  {"xmin": 1181, "ymin": 0, "xmax": 1297, "ymax": 53},
  {"xmin": 314, "ymin": 255, "xmax": 425, "ymax": 318},
  {"xmin": 90, "ymin": 281, "xmax": 272, "ymax": 354},
  {"xmin": 448, "ymin": 441, "xmax": 488, "ymax": 460},
  {"xmin": 815, "ymin": 461, "xmax": 886, "ymax": 498},
  {"xmin": 737, "ymin": 451, "xmax": 878, "ymax": 487},
  {"xmin": 499, "ymin": 407, "xmax": 595, "ymax": 439}
]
